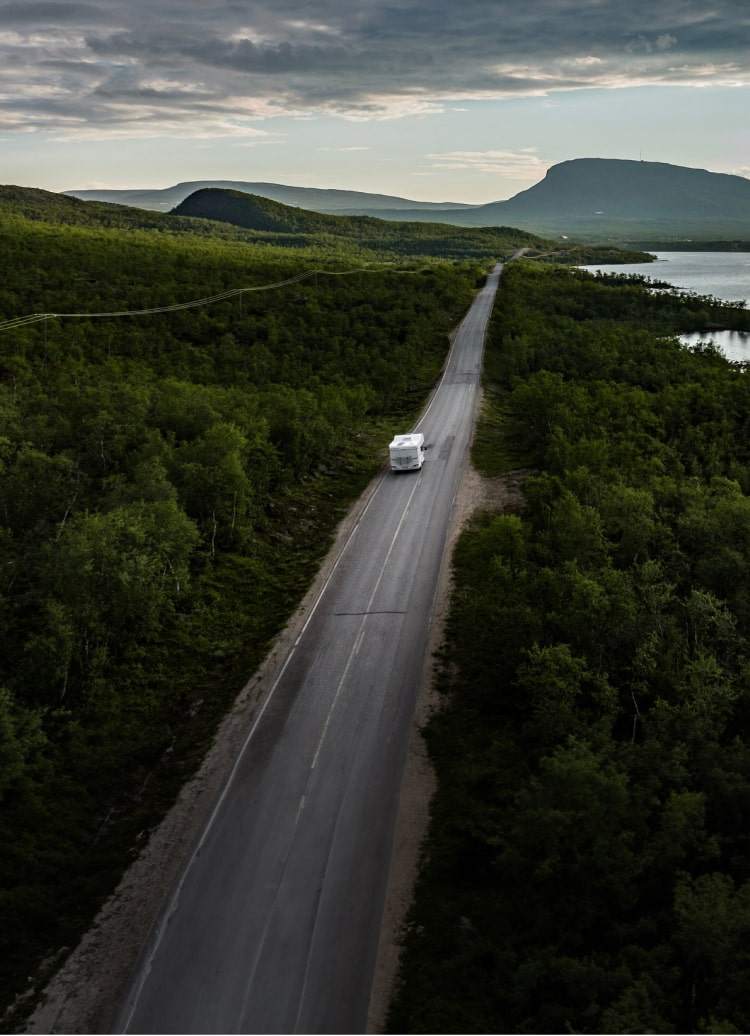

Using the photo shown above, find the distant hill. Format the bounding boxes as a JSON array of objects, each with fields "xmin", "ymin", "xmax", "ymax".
[
  {"xmin": 171, "ymin": 187, "xmax": 548, "ymax": 258},
  {"xmin": 174, "ymin": 189, "xmax": 355, "ymax": 233},
  {"xmin": 65, "ymin": 179, "xmax": 475, "ymax": 215},
  {"xmin": 65, "ymin": 160, "xmax": 750, "ymax": 241},
  {"xmin": 0, "ymin": 184, "xmax": 316, "ymax": 245},
  {"xmin": 354, "ymin": 160, "xmax": 750, "ymax": 240},
  {"xmin": 0, "ymin": 184, "xmax": 549, "ymax": 262},
  {"xmin": 460, "ymin": 159, "xmax": 750, "ymax": 233},
  {"xmin": 0, "ymin": 184, "xmax": 647, "ymax": 264}
]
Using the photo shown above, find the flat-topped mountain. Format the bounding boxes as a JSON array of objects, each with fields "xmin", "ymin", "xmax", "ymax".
[
  {"xmin": 373, "ymin": 159, "xmax": 750, "ymax": 239},
  {"xmin": 463, "ymin": 158, "xmax": 750, "ymax": 223}
]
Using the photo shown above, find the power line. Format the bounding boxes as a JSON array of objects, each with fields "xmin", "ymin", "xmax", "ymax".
[{"xmin": 0, "ymin": 263, "xmax": 429, "ymax": 334}]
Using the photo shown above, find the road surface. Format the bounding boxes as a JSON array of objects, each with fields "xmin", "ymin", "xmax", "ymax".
[{"xmin": 117, "ymin": 262, "xmax": 504, "ymax": 1035}]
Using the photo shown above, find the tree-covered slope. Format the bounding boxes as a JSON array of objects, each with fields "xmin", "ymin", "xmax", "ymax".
[
  {"xmin": 0, "ymin": 201, "xmax": 486, "ymax": 1018},
  {"xmin": 174, "ymin": 187, "xmax": 366, "ymax": 232},
  {"xmin": 0, "ymin": 183, "xmax": 548, "ymax": 261},
  {"xmin": 171, "ymin": 187, "xmax": 550, "ymax": 258},
  {"xmin": 0, "ymin": 184, "xmax": 369, "ymax": 253},
  {"xmin": 390, "ymin": 263, "xmax": 750, "ymax": 1034}
]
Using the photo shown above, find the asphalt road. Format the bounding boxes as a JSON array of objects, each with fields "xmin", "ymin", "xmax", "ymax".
[{"xmin": 117, "ymin": 262, "xmax": 504, "ymax": 1035}]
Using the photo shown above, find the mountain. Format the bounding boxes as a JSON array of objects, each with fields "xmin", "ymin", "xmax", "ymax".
[
  {"xmin": 66, "ymin": 159, "xmax": 750, "ymax": 240},
  {"xmin": 0, "ymin": 184, "xmax": 548, "ymax": 261},
  {"xmin": 65, "ymin": 179, "xmax": 475, "ymax": 214},
  {"xmin": 174, "ymin": 188, "xmax": 360, "ymax": 233},
  {"xmin": 170, "ymin": 187, "xmax": 548, "ymax": 258},
  {"xmin": 0, "ymin": 183, "xmax": 643, "ymax": 264},
  {"xmin": 460, "ymin": 159, "xmax": 750, "ymax": 232},
  {"xmin": 349, "ymin": 160, "xmax": 750, "ymax": 240}
]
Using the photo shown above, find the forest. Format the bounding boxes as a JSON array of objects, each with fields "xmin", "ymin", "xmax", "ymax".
[
  {"xmin": 0, "ymin": 195, "xmax": 494, "ymax": 1017},
  {"xmin": 390, "ymin": 262, "xmax": 750, "ymax": 1034},
  {"xmin": 171, "ymin": 187, "xmax": 551, "ymax": 259},
  {"xmin": 0, "ymin": 185, "xmax": 548, "ymax": 262}
]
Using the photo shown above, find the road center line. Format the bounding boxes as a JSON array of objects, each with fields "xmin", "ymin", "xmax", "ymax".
[
  {"xmin": 310, "ymin": 473, "xmax": 421, "ymax": 771},
  {"xmin": 234, "ymin": 470, "xmax": 425, "ymax": 1028}
]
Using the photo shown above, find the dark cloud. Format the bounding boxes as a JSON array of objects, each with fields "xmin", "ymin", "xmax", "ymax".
[
  {"xmin": 0, "ymin": 0, "xmax": 748, "ymax": 136},
  {"xmin": 0, "ymin": 2, "xmax": 111, "ymax": 24}
]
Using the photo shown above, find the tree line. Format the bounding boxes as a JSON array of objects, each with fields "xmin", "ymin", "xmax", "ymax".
[{"xmin": 390, "ymin": 262, "xmax": 750, "ymax": 1034}]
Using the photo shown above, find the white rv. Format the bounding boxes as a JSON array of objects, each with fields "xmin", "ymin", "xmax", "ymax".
[{"xmin": 389, "ymin": 432, "xmax": 425, "ymax": 472}]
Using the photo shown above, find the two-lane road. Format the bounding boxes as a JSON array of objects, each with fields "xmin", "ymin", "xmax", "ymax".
[{"xmin": 118, "ymin": 262, "xmax": 504, "ymax": 1034}]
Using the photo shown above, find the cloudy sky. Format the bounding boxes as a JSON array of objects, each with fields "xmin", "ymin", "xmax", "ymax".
[{"xmin": 1, "ymin": 0, "xmax": 748, "ymax": 201}]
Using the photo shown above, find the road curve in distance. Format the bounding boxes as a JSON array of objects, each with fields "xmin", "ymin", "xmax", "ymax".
[{"xmin": 117, "ymin": 262, "xmax": 505, "ymax": 1035}]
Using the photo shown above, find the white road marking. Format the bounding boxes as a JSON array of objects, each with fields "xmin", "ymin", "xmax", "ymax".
[
  {"xmin": 234, "ymin": 470, "xmax": 425, "ymax": 1030},
  {"xmin": 311, "ymin": 473, "xmax": 421, "ymax": 771}
]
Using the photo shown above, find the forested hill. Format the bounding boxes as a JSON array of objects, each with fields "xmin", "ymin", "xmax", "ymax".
[
  {"xmin": 0, "ymin": 185, "xmax": 649, "ymax": 265},
  {"xmin": 0, "ymin": 184, "xmax": 547, "ymax": 261},
  {"xmin": 171, "ymin": 187, "xmax": 549, "ymax": 258},
  {"xmin": 0, "ymin": 184, "xmax": 375, "ymax": 252},
  {"xmin": 0, "ymin": 184, "xmax": 251, "ymax": 236},
  {"xmin": 174, "ymin": 187, "xmax": 379, "ymax": 233}
]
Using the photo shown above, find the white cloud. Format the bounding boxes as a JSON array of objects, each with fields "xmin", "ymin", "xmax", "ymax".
[
  {"xmin": 225, "ymin": 27, "xmax": 275, "ymax": 45},
  {"xmin": 283, "ymin": 19, "xmax": 341, "ymax": 35},
  {"xmin": 426, "ymin": 148, "xmax": 548, "ymax": 179},
  {"xmin": 656, "ymin": 33, "xmax": 677, "ymax": 50},
  {"xmin": 567, "ymin": 55, "xmax": 604, "ymax": 67},
  {"xmin": 49, "ymin": 117, "xmax": 277, "ymax": 142}
]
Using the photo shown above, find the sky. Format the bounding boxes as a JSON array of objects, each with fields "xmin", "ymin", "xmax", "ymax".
[{"xmin": 1, "ymin": 0, "xmax": 749, "ymax": 202}]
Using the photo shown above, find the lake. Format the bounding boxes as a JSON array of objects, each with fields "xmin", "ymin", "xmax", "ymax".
[
  {"xmin": 581, "ymin": 251, "xmax": 750, "ymax": 361},
  {"xmin": 680, "ymin": 330, "xmax": 750, "ymax": 363}
]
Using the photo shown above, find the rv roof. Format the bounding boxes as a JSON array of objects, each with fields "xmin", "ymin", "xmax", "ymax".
[{"xmin": 389, "ymin": 433, "xmax": 423, "ymax": 449}]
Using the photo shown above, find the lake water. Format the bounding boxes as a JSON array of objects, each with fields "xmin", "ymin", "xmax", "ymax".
[
  {"xmin": 581, "ymin": 252, "xmax": 750, "ymax": 361},
  {"xmin": 680, "ymin": 330, "xmax": 750, "ymax": 363}
]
